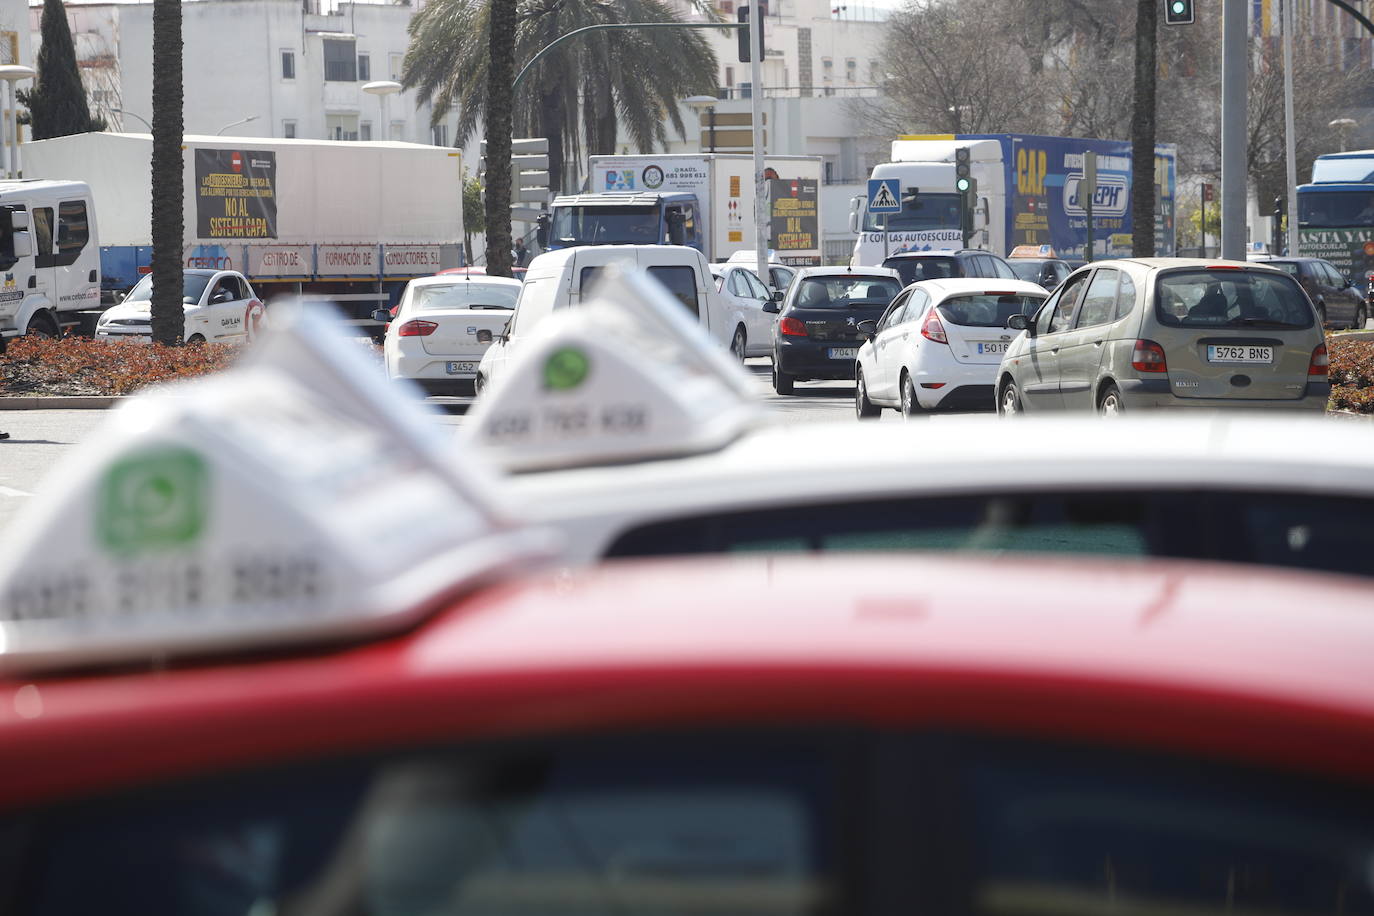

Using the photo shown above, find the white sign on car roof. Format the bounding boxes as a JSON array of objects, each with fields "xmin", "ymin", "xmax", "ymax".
[
  {"xmin": 463, "ymin": 265, "xmax": 761, "ymax": 472},
  {"xmin": 0, "ymin": 308, "xmax": 556, "ymax": 672}
]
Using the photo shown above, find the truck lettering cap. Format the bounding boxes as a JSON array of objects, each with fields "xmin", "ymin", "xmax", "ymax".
[
  {"xmin": 0, "ymin": 309, "xmax": 558, "ymax": 673},
  {"xmin": 463, "ymin": 265, "xmax": 762, "ymax": 472}
]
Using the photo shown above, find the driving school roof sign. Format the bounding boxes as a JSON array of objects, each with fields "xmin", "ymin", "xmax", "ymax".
[{"xmin": 195, "ymin": 148, "xmax": 278, "ymax": 240}]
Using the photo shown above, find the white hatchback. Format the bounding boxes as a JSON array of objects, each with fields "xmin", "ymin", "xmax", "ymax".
[
  {"xmin": 707, "ymin": 262, "xmax": 775, "ymax": 358},
  {"xmin": 854, "ymin": 277, "xmax": 1046, "ymax": 417},
  {"xmin": 380, "ymin": 275, "xmax": 522, "ymax": 395}
]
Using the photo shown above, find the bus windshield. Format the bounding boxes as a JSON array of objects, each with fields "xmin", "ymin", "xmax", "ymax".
[
  {"xmin": 1298, "ymin": 189, "xmax": 1374, "ymax": 228},
  {"xmin": 550, "ymin": 206, "xmax": 661, "ymax": 245},
  {"xmin": 863, "ymin": 192, "xmax": 963, "ymax": 232}
]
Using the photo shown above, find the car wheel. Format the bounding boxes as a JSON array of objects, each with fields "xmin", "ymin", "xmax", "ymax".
[
  {"xmin": 855, "ymin": 369, "xmax": 880, "ymax": 420},
  {"xmin": 24, "ymin": 311, "xmax": 59, "ymax": 339},
  {"xmin": 1356, "ymin": 304, "xmax": 1368, "ymax": 330},
  {"xmin": 1099, "ymin": 383, "xmax": 1125, "ymax": 416},
  {"xmin": 186, "ymin": 334, "xmax": 206, "ymax": 346},
  {"xmin": 772, "ymin": 361, "xmax": 795, "ymax": 395},
  {"xmin": 730, "ymin": 326, "xmax": 747, "ymax": 361},
  {"xmin": 998, "ymin": 379, "xmax": 1023, "ymax": 417},
  {"xmin": 899, "ymin": 372, "xmax": 925, "ymax": 418}
]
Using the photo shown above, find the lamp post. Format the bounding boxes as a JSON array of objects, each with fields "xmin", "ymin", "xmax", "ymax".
[
  {"xmin": 111, "ymin": 107, "xmax": 153, "ymax": 132},
  {"xmin": 683, "ymin": 95, "xmax": 718, "ymax": 153},
  {"xmin": 0, "ymin": 65, "xmax": 35, "ymax": 179},
  {"xmin": 215, "ymin": 115, "xmax": 260, "ymax": 136},
  {"xmin": 362, "ymin": 80, "xmax": 403, "ymax": 141},
  {"xmin": 1330, "ymin": 118, "xmax": 1357, "ymax": 152}
]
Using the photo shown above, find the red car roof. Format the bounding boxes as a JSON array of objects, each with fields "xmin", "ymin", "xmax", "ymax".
[{"xmin": 3, "ymin": 555, "xmax": 1374, "ymax": 807}]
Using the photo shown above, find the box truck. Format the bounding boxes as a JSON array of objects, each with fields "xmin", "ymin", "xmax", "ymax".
[{"xmin": 0, "ymin": 179, "xmax": 101, "ymax": 342}]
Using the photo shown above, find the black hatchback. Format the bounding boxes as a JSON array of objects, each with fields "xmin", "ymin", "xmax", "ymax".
[
  {"xmin": 768, "ymin": 268, "xmax": 903, "ymax": 395},
  {"xmin": 882, "ymin": 249, "xmax": 1019, "ymax": 287}
]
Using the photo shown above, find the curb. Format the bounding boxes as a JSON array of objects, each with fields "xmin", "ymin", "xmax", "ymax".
[
  {"xmin": 1331, "ymin": 330, "xmax": 1374, "ymax": 341},
  {"xmin": 0, "ymin": 396, "xmax": 125, "ymax": 410}
]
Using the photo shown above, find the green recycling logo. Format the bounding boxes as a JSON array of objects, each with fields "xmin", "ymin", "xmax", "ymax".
[
  {"xmin": 543, "ymin": 347, "xmax": 591, "ymax": 391},
  {"xmin": 98, "ymin": 447, "xmax": 209, "ymax": 555}
]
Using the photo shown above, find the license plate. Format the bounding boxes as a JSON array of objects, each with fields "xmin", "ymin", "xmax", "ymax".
[
  {"xmin": 828, "ymin": 347, "xmax": 858, "ymax": 359},
  {"xmin": 446, "ymin": 361, "xmax": 478, "ymax": 374},
  {"xmin": 1207, "ymin": 345, "xmax": 1273, "ymax": 364},
  {"xmin": 976, "ymin": 342, "xmax": 1009, "ymax": 355}
]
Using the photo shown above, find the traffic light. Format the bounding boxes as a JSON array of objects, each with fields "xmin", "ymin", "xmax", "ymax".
[
  {"xmin": 479, "ymin": 137, "xmax": 551, "ymax": 222},
  {"xmin": 1164, "ymin": 0, "xmax": 1194, "ymax": 25},
  {"xmin": 737, "ymin": 6, "xmax": 765, "ymax": 63},
  {"xmin": 1272, "ymin": 196, "xmax": 1286, "ymax": 256},
  {"xmin": 954, "ymin": 147, "xmax": 971, "ymax": 193}
]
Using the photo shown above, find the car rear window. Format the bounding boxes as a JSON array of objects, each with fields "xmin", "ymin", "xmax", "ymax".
[
  {"xmin": 1008, "ymin": 261, "xmax": 1045, "ymax": 282},
  {"xmin": 792, "ymin": 276, "xmax": 901, "ymax": 309},
  {"xmin": 1155, "ymin": 269, "xmax": 1313, "ymax": 329},
  {"xmin": 937, "ymin": 293, "xmax": 1044, "ymax": 327},
  {"xmin": 413, "ymin": 282, "xmax": 519, "ymax": 311},
  {"xmin": 882, "ymin": 257, "xmax": 957, "ymax": 286}
]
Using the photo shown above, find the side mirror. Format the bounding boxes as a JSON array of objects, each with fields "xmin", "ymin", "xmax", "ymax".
[
  {"xmin": 848, "ymin": 195, "xmax": 863, "ymax": 234},
  {"xmin": 771, "ymin": 289, "xmax": 784, "ymax": 302},
  {"xmin": 12, "ymin": 230, "xmax": 31, "ymax": 259},
  {"xmin": 763, "ymin": 301, "xmax": 780, "ymax": 314},
  {"xmin": 535, "ymin": 213, "xmax": 550, "ymax": 249},
  {"xmin": 666, "ymin": 209, "xmax": 687, "ymax": 246},
  {"xmin": 499, "ymin": 319, "xmax": 511, "ymax": 343},
  {"xmin": 371, "ymin": 308, "xmax": 391, "ymax": 324},
  {"xmin": 1006, "ymin": 313, "xmax": 1031, "ymax": 332},
  {"xmin": 856, "ymin": 318, "xmax": 878, "ymax": 339},
  {"xmin": 476, "ymin": 329, "xmax": 493, "ymax": 343},
  {"xmin": 10, "ymin": 210, "xmax": 28, "ymax": 231}
]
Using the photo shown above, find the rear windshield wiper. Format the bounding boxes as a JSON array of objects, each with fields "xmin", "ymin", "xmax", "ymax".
[{"xmin": 1228, "ymin": 317, "xmax": 1303, "ymax": 328}]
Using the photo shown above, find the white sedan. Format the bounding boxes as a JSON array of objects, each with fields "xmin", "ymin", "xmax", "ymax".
[
  {"xmin": 854, "ymin": 277, "xmax": 1046, "ymax": 418},
  {"xmin": 379, "ymin": 275, "xmax": 522, "ymax": 395},
  {"xmin": 95, "ymin": 269, "xmax": 264, "ymax": 344},
  {"xmin": 707, "ymin": 262, "xmax": 775, "ymax": 358}
]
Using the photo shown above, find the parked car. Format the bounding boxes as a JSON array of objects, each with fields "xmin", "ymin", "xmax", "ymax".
[
  {"xmin": 996, "ymin": 258, "xmax": 1330, "ymax": 415},
  {"xmin": 1008, "ymin": 256, "xmax": 1073, "ymax": 290},
  {"xmin": 881, "ymin": 249, "xmax": 1019, "ymax": 287},
  {"xmin": 1257, "ymin": 256, "xmax": 1367, "ymax": 329},
  {"xmin": 377, "ymin": 274, "xmax": 522, "ymax": 396},
  {"xmin": 854, "ymin": 278, "xmax": 1046, "ymax": 416},
  {"xmin": 768, "ymin": 266, "xmax": 902, "ymax": 394},
  {"xmin": 723, "ymin": 250, "xmax": 797, "ymax": 296},
  {"xmin": 95, "ymin": 269, "xmax": 264, "ymax": 344}
]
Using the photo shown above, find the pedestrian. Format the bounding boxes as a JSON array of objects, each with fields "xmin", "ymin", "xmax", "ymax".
[{"xmin": 514, "ymin": 237, "xmax": 529, "ymax": 268}]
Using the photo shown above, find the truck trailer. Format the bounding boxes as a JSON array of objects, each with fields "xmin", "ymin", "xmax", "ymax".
[
  {"xmin": 21, "ymin": 133, "xmax": 465, "ymax": 334},
  {"xmin": 543, "ymin": 154, "xmax": 823, "ymax": 266},
  {"xmin": 850, "ymin": 134, "xmax": 1178, "ymax": 267}
]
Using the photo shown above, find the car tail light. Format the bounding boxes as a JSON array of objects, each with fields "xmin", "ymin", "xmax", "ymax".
[
  {"xmin": 1131, "ymin": 339, "xmax": 1167, "ymax": 373},
  {"xmin": 921, "ymin": 310, "xmax": 948, "ymax": 344},
  {"xmin": 1309, "ymin": 343, "xmax": 1329, "ymax": 377},
  {"xmin": 397, "ymin": 319, "xmax": 438, "ymax": 337},
  {"xmin": 779, "ymin": 316, "xmax": 808, "ymax": 337}
]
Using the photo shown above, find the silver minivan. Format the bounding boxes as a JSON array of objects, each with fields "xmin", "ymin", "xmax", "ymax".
[{"xmin": 996, "ymin": 258, "xmax": 1330, "ymax": 414}]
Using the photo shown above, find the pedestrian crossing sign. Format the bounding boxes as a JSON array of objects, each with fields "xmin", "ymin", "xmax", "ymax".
[{"xmin": 867, "ymin": 178, "xmax": 902, "ymax": 214}]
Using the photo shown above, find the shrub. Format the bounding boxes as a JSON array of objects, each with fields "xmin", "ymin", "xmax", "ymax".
[
  {"xmin": 1327, "ymin": 337, "xmax": 1374, "ymax": 413},
  {"xmin": 0, "ymin": 337, "xmax": 242, "ymax": 396}
]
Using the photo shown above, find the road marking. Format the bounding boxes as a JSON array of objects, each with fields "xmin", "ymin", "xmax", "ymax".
[{"xmin": 0, "ymin": 485, "xmax": 31, "ymax": 498}]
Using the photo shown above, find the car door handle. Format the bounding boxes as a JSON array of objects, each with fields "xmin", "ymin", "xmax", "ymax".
[
  {"xmin": 88, "ymin": 269, "xmax": 97, "ymax": 282},
  {"xmin": 1093, "ymin": 340, "xmax": 1104, "ymax": 347},
  {"xmin": 1051, "ymin": 347, "xmax": 1059, "ymax": 354}
]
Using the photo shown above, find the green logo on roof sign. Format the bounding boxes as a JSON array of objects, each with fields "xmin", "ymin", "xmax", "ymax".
[
  {"xmin": 543, "ymin": 347, "xmax": 591, "ymax": 391},
  {"xmin": 98, "ymin": 447, "xmax": 209, "ymax": 555}
]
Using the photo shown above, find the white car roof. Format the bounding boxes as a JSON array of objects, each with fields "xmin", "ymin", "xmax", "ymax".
[
  {"xmin": 795, "ymin": 266, "xmax": 901, "ymax": 280},
  {"xmin": 408, "ymin": 275, "xmax": 522, "ymax": 289},
  {"xmin": 911, "ymin": 277, "xmax": 1049, "ymax": 297}
]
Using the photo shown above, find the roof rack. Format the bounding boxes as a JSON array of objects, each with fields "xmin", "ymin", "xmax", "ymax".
[
  {"xmin": 463, "ymin": 264, "xmax": 761, "ymax": 472},
  {"xmin": 0, "ymin": 307, "xmax": 558, "ymax": 673}
]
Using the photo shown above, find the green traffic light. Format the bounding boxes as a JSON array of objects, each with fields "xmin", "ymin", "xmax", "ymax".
[
  {"xmin": 955, "ymin": 178, "xmax": 971, "ymax": 193},
  {"xmin": 1171, "ymin": 1, "xmax": 1185, "ymax": 12}
]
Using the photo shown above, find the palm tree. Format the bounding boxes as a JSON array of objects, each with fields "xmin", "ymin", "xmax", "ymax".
[
  {"xmin": 403, "ymin": 0, "xmax": 718, "ymax": 195},
  {"xmin": 485, "ymin": 0, "xmax": 516, "ymax": 278},
  {"xmin": 149, "ymin": 0, "xmax": 184, "ymax": 345},
  {"xmin": 1129, "ymin": 0, "xmax": 1156, "ymax": 258}
]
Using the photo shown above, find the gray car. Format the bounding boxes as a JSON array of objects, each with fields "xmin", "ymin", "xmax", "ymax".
[{"xmin": 996, "ymin": 258, "xmax": 1330, "ymax": 415}]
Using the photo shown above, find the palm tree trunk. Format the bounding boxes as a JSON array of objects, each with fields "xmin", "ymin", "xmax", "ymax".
[
  {"xmin": 484, "ymin": 0, "xmax": 516, "ymax": 278},
  {"xmin": 1130, "ymin": 0, "xmax": 1156, "ymax": 258},
  {"xmin": 149, "ymin": 0, "xmax": 184, "ymax": 345}
]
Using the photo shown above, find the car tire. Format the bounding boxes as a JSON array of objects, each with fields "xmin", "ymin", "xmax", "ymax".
[
  {"xmin": 186, "ymin": 334, "xmax": 206, "ymax": 346},
  {"xmin": 899, "ymin": 372, "xmax": 925, "ymax": 418},
  {"xmin": 855, "ymin": 368, "xmax": 880, "ymax": 420},
  {"xmin": 1098, "ymin": 383, "xmax": 1125, "ymax": 416},
  {"xmin": 1356, "ymin": 305, "xmax": 1368, "ymax": 330},
  {"xmin": 24, "ymin": 311, "xmax": 59, "ymax": 339},
  {"xmin": 772, "ymin": 361, "xmax": 795, "ymax": 395},
  {"xmin": 998, "ymin": 378, "xmax": 1023, "ymax": 417},
  {"xmin": 730, "ymin": 326, "xmax": 747, "ymax": 361}
]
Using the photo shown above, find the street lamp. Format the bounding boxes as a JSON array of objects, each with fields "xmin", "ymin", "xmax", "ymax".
[
  {"xmin": 215, "ymin": 115, "xmax": 260, "ymax": 136},
  {"xmin": 111, "ymin": 107, "xmax": 153, "ymax": 132},
  {"xmin": 1330, "ymin": 118, "xmax": 1358, "ymax": 152},
  {"xmin": 0, "ymin": 65, "xmax": 35, "ymax": 179},
  {"xmin": 683, "ymin": 94, "xmax": 717, "ymax": 153},
  {"xmin": 362, "ymin": 80, "xmax": 403, "ymax": 141}
]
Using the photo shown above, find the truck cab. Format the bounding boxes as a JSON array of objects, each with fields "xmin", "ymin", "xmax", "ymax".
[
  {"xmin": 540, "ymin": 192, "xmax": 704, "ymax": 255},
  {"xmin": 0, "ymin": 179, "xmax": 100, "ymax": 341}
]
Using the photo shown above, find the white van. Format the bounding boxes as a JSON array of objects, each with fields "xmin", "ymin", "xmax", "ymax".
[
  {"xmin": 0, "ymin": 179, "xmax": 101, "ymax": 342},
  {"xmin": 476, "ymin": 245, "xmax": 765, "ymax": 393}
]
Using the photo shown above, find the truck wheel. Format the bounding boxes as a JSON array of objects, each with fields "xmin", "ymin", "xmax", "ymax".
[
  {"xmin": 24, "ymin": 311, "xmax": 59, "ymax": 339},
  {"xmin": 186, "ymin": 334, "xmax": 206, "ymax": 345},
  {"xmin": 730, "ymin": 326, "xmax": 747, "ymax": 361}
]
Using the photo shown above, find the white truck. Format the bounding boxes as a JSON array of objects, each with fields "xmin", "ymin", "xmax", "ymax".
[
  {"xmin": 21, "ymin": 133, "xmax": 465, "ymax": 336},
  {"xmin": 542, "ymin": 154, "xmax": 823, "ymax": 266},
  {"xmin": 0, "ymin": 179, "xmax": 102, "ymax": 342}
]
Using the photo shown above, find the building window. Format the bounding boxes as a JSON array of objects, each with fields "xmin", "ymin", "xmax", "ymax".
[
  {"xmin": 326, "ymin": 113, "xmax": 359, "ymax": 141},
  {"xmin": 845, "ymin": 58, "xmax": 856, "ymax": 82},
  {"xmin": 725, "ymin": 65, "xmax": 734, "ymax": 87},
  {"xmin": 360, "ymin": 121, "xmax": 372, "ymax": 141},
  {"xmin": 283, "ymin": 119, "xmax": 297, "ymax": 138},
  {"xmin": 389, "ymin": 52, "xmax": 404, "ymax": 80},
  {"xmin": 821, "ymin": 57, "xmax": 834, "ymax": 96},
  {"xmin": 323, "ymin": 39, "xmax": 357, "ymax": 82},
  {"xmin": 357, "ymin": 53, "xmax": 370, "ymax": 81},
  {"xmin": 432, "ymin": 123, "xmax": 449, "ymax": 146},
  {"xmin": 281, "ymin": 49, "xmax": 295, "ymax": 80},
  {"xmin": 391, "ymin": 120, "xmax": 406, "ymax": 141}
]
